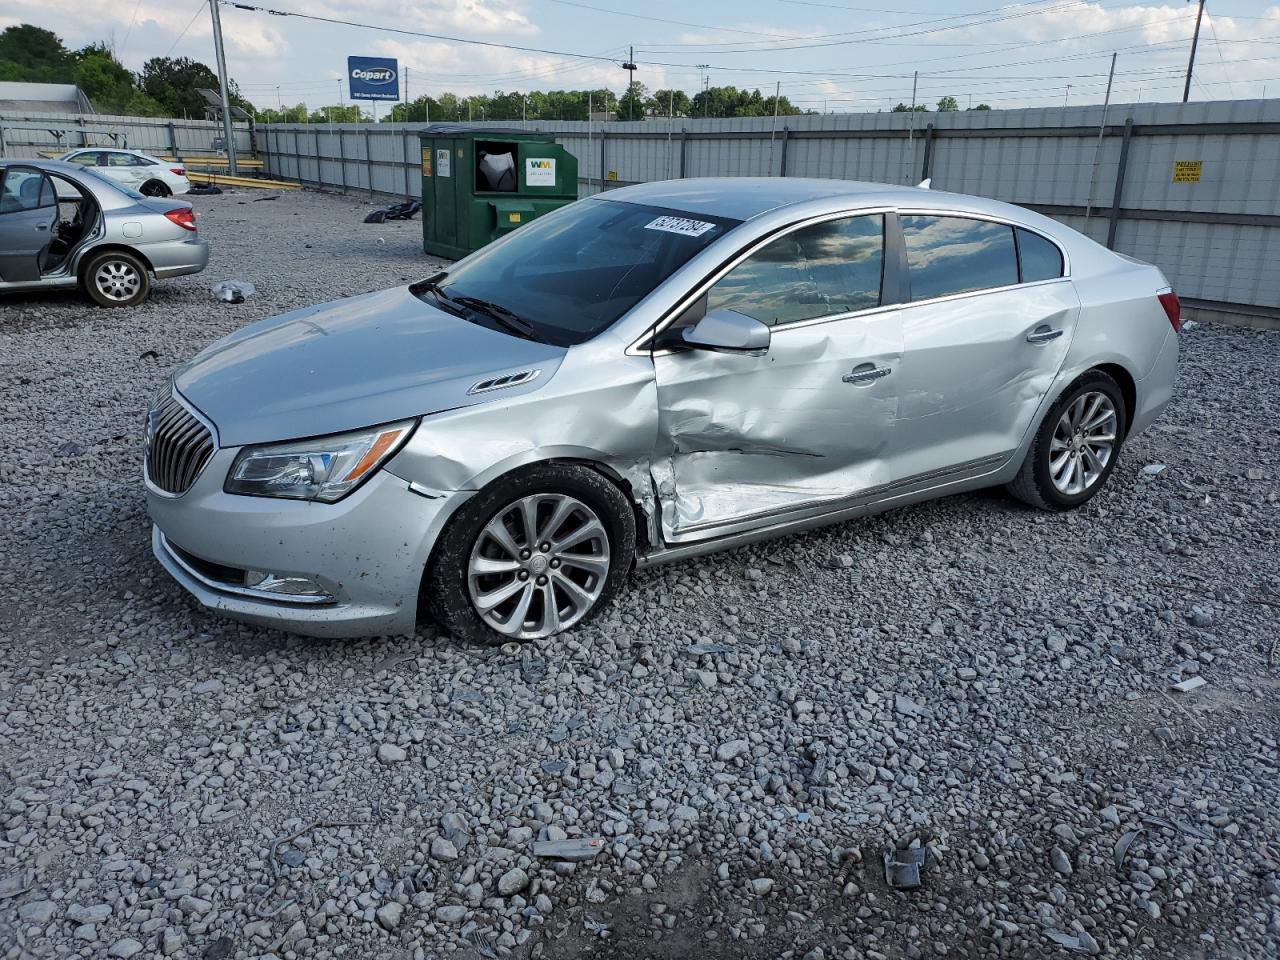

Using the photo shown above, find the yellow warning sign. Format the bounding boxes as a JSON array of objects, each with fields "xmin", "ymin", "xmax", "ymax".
[
  {"xmin": 607, "ymin": 170, "xmax": 618, "ymax": 181},
  {"xmin": 421, "ymin": 148, "xmax": 432, "ymax": 177},
  {"xmin": 1173, "ymin": 160, "xmax": 1202, "ymax": 183},
  {"xmin": 508, "ymin": 212, "xmax": 522, "ymax": 223}
]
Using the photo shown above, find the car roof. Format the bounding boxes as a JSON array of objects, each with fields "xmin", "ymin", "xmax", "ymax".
[
  {"xmin": 601, "ymin": 177, "xmax": 1037, "ymax": 224},
  {"xmin": 2, "ymin": 158, "xmax": 90, "ymax": 174}
]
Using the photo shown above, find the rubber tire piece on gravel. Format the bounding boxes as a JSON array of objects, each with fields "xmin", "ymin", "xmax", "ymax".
[
  {"xmin": 1006, "ymin": 369, "xmax": 1128, "ymax": 511},
  {"xmin": 425, "ymin": 463, "xmax": 636, "ymax": 645},
  {"xmin": 82, "ymin": 250, "xmax": 151, "ymax": 308}
]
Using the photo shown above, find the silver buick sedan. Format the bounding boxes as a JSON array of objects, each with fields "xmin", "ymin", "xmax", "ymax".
[{"xmin": 145, "ymin": 178, "xmax": 1179, "ymax": 643}]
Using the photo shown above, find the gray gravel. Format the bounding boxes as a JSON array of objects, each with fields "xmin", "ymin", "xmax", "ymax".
[{"xmin": 2, "ymin": 188, "xmax": 1279, "ymax": 960}]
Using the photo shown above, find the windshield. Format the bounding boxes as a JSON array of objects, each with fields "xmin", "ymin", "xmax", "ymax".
[{"xmin": 433, "ymin": 199, "xmax": 740, "ymax": 346}]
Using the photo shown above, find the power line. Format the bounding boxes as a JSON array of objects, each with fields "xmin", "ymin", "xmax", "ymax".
[{"xmin": 164, "ymin": 0, "xmax": 208, "ymax": 58}]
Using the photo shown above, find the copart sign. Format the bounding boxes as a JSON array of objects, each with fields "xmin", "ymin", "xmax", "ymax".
[{"xmin": 348, "ymin": 56, "xmax": 399, "ymax": 101}]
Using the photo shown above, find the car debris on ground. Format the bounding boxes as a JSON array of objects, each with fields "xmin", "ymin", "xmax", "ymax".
[
  {"xmin": 211, "ymin": 280, "xmax": 256, "ymax": 303},
  {"xmin": 364, "ymin": 199, "xmax": 421, "ymax": 223}
]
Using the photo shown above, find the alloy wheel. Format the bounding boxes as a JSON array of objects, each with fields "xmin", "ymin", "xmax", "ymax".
[
  {"xmin": 466, "ymin": 493, "xmax": 610, "ymax": 639},
  {"xmin": 1049, "ymin": 390, "xmax": 1117, "ymax": 495},
  {"xmin": 94, "ymin": 260, "xmax": 142, "ymax": 302}
]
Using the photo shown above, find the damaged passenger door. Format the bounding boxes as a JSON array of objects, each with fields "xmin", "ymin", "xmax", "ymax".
[{"xmin": 650, "ymin": 211, "xmax": 904, "ymax": 544}]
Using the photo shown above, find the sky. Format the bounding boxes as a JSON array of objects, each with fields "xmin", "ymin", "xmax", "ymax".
[{"xmin": 5, "ymin": 0, "xmax": 1280, "ymax": 114}]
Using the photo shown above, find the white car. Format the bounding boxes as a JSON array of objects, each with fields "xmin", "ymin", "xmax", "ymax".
[{"xmin": 57, "ymin": 148, "xmax": 191, "ymax": 198}]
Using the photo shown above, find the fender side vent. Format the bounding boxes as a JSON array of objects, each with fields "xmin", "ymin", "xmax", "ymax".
[{"xmin": 468, "ymin": 368, "xmax": 541, "ymax": 395}]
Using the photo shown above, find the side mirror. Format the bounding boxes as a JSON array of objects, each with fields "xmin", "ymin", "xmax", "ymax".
[{"xmin": 681, "ymin": 308, "xmax": 770, "ymax": 356}]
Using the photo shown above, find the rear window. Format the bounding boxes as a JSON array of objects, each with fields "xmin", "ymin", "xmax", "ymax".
[
  {"xmin": 903, "ymin": 215, "xmax": 1018, "ymax": 301},
  {"xmin": 436, "ymin": 199, "xmax": 740, "ymax": 346},
  {"xmin": 1016, "ymin": 227, "xmax": 1064, "ymax": 282}
]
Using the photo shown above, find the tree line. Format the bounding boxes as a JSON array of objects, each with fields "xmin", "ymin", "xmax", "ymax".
[
  {"xmin": 3, "ymin": 23, "xmax": 983, "ymax": 123},
  {"xmin": 0, "ymin": 24, "xmax": 255, "ymax": 118}
]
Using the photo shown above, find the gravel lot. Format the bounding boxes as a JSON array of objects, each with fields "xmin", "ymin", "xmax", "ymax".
[{"xmin": 1, "ymin": 188, "xmax": 1278, "ymax": 960}]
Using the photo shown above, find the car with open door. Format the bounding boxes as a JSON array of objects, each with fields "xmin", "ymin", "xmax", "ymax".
[
  {"xmin": 144, "ymin": 178, "xmax": 1179, "ymax": 643},
  {"xmin": 57, "ymin": 147, "xmax": 191, "ymax": 198},
  {"xmin": 0, "ymin": 159, "xmax": 208, "ymax": 307}
]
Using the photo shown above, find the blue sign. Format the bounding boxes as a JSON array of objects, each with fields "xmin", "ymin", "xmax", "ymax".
[{"xmin": 348, "ymin": 56, "xmax": 399, "ymax": 102}]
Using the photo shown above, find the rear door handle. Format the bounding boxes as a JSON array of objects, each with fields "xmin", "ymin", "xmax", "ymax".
[
  {"xmin": 843, "ymin": 364, "xmax": 892, "ymax": 384},
  {"xmin": 1027, "ymin": 326, "xmax": 1064, "ymax": 344}
]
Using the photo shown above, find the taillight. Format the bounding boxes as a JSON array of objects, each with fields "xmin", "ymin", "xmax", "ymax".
[
  {"xmin": 1157, "ymin": 290, "xmax": 1181, "ymax": 333},
  {"xmin": 170, "ymin": 167, "xmax": 185, "ymax": 176},
  {"xmin": 164, "ymin": 208, "xmax": 197, "ymax": 232}
]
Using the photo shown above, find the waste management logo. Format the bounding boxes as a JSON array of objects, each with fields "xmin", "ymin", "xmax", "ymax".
[
  {"xmin": 526, "ymin": 157, "xmax": 556, "ymax": 187},
  {"xmin": 348, "ymin": 57, "xmax": 400, "ymax": 101}
]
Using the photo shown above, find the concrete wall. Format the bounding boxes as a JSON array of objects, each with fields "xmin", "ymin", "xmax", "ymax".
[
  {"xmin": 0, "ymin": 111, "xmax": 253, "ymax": 159},
  {"xmin": 259, "ymin": 100, "xmax": 1280, "ymax": 321}
]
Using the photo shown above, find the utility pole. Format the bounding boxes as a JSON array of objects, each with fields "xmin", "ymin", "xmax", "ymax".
[
  {"xmin": 1183, "ymin": 0, "xmax": 1207, "ymax": 103},
  {"xmin": 404, "ymin": 66, "xmax": 409, "ymax": 115},
  {"xmin": 208, "ymin": 0, "xmax": 238, "ymax": 173},
  {"xmin": 622, "ymin": 46, "xmax": 637, "ymax": 121},
  {"xmin": 1064, "ymin": 84, "xmax": 1072, "ymax": 106},
  {"xmin": 905, "ymin": 70, "xmax": 918, "ymax": 184},
  {"xmin": 698, "ymin": 65, "xmax": 709, "ymax": 117},
  {"xmin": 769, "ymin": 80, "xmax": 781, "ymax": 175}
]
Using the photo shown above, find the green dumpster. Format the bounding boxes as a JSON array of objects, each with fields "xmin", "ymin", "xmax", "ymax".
[{"xmin": 419, "ymin": 125, "xmax": 579, "ymax": 259}]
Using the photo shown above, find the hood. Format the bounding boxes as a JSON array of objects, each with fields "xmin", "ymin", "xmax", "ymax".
[{"xmin": 175, "ymin": 285, "xmax": 566, "ymax": 447}]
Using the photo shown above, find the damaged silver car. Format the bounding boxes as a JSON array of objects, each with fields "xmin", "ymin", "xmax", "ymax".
[{"xmin": 145, "ymin": 178, "xmax": 1180, "ymax": 642}]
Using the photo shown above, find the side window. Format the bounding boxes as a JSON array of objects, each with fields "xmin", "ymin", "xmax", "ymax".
[
  {"xmin": 902, "ymin": 215, "xmax": 1018, "ymax": 301},
  {"xmin": 108, "ymin": 153, "xmax": 138, "ymax": 167},
  {"xmin": 68, "ymin": 152, "xmax": 98, "ymax": 167},
  {"xmin": 38, "ymin": 176, "xmax": 57, "ymax": 208},
  {"xmin": 1016, "ymin": 227, "xmax": 1064, "ymax": 282},
  {"xmin": 0, "ymin": 169, "xmax": 53, "ymax": 214},
  {"xmin": 706, "ymin": 214, "xmax": 884, "ymax": 327}
]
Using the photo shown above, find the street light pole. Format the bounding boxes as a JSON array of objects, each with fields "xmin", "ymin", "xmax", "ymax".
[
  {"xmin": 208, "ymin": 0, "xmax": 238, "ymax": 174},
  {"xmin": 1182, "ymin": 0, "xmax": 1207, "ymax": 103}
]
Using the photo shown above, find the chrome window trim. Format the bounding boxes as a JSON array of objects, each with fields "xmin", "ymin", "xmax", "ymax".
[
  {"xmin": 144, "ymin": 384, "xmax": 220, "ymax": 500},
  {"xmin": 897, "ymin": 209, "xmax": 1072, "ymax": 308},
  {"xmin": 626, "ymin": 206, "xmax": 895, "ymax": 357},
  {"xmin": 157, "ymin": 531, "xmax": 334, "ymax": 606},
  {"xmin": 895, "ymin": 274, "xmax": 1073, "ymax": 311}
]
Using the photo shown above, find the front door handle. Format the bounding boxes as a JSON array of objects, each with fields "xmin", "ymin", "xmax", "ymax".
[
  {"xmin": 1027, "ymin": 326, "xmax": 1064, "ymax": 344},
  {"xmin": 36, "ymin": 223, "xmax": 50, "ymax": 231},
  {"xmin": 843, "ymin": 364, "xmax": 891, "ymax": 384}
]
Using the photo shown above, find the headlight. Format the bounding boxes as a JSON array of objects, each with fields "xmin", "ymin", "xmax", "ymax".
[{"xmin": 225, "ymin": 420, "xmax": 416, "ymax": 502}]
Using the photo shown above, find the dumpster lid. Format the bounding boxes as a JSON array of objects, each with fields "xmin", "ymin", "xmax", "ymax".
[{"xmin": 418, "ymin": 123, "xmax": 541, "ymax": 136}]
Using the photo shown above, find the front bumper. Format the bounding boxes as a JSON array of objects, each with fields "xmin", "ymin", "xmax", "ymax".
[
  {"xmin": 147, "ymin": 236, "xmax": 210, "ymax": 278},
  {"xmin": 147, "ymin": 452, "xmax": 463, "ymax": 637}
]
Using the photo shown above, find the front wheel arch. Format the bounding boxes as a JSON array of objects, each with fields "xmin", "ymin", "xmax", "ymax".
[{"xmin": 419, "ymin": 460, "xmax": 640, "ymax": 643}]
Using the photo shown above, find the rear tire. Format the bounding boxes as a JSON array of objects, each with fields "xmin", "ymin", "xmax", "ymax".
[
  {"xmin": 141, "ymin": 180, "xmax": 171, "ymax": 198},
  {"xmin": 425, "ymin": 464, "xmax": 635, "ymax": 645},
  {"xmin": 83, "ymin": 250, "xmax": 151, "ymax": 308},
  {"xmin": 1006, "ymin": 370, "xmax": 1128, "ymax": 511}
]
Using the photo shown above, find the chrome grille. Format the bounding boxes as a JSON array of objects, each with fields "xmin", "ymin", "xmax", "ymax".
[{"xmin": 146, "ymin": 393, "xmax": 215, "ymax": 495}]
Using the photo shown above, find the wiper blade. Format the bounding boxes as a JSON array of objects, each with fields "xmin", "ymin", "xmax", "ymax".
[
  {"xmin": 450, "ymin": 295, "xmax": 540, "ymax": 340},
  {"xmin": 410, "ymin": 272, "xmax": 467, "ymax": 317}
]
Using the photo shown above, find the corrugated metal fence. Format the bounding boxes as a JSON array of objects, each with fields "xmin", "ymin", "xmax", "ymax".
[
  {"xmin": 0, "ymin": 111, "xmax": 253, "ymax": 159},
  {"xmin": 259, "ymin": 99, "xmax": 1278, "ymax": 322}
]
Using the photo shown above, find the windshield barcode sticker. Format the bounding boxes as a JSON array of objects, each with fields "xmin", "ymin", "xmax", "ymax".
[{"xmin": 644, "ymin": 216, "xmax": 716, "ymax": 237}]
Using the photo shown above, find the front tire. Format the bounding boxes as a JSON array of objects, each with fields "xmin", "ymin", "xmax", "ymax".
[
  {"xmin": 83, "ymin": 250, "xmax": 151, "ymax": 307},
  {"xmin": 425, "ymin": 464, "xmax": 636, "ymax": 644},
  {"xmin": 1006, "ymin": 370, "xmax": 1127, "ymax": 511}
]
